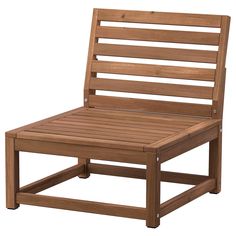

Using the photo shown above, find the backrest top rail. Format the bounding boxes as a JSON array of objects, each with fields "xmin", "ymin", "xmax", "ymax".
[{"xmin": 97, "ymin": 9, "xmax": 222, "ymax": 28}]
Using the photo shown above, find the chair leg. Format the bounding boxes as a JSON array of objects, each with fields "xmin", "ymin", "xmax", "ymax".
[
  {"xmin": 209, "ymin": 127, "xmax": 222, "ymax": 194},
  {"xmin": 6, "ymin": 137, "xmax": 20, "ymax": 209},
  {"xmin": 78, "ymin": 158, "xmax": 90, "ymax": 178},
  {"xmin": 146, "ymin": 152, "xmax": 160, "ymax": 228}
]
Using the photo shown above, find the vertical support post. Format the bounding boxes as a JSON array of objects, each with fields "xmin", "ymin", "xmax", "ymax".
[
  {"xmin": 78, "ymin": 158, "xmax": 90, "ymax": 179},
  {"xmin": 84, "ymin": 9, "xmax": 100, "ymax": 107},
  {"xmin": 209, "ymin": 126, "xmax": 222, "ymax": 194},
  {"xmin": 146, "ymin": 152, "xmax": 160, "ymax": 228},
  {"xmin": 6, "ymin": 136, "xmax": 20, "ymax": 209}
]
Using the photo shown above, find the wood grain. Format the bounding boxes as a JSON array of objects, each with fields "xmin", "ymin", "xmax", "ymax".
[
  {"xmin": 94, "ymin": 43, "xmax": 218, "ymax": 63},
  {"xmin": 146, "ymin": 152, "xmax": 160, "ymax": 228},
  {"xmin": 84, "ymin": 9, "xmax": 100, "ymax": 107},
  {"xmin": 90, "ymin": 77, "xmax": 213, "ymax": 99},
  {"xmin": 96, "ymin": 26, "xmax": 220, "ymax": 45},
  {"xmin": 17, "ymin": 193, "xmax": 146, "ymax": 219},
  {"xmin": 209, "ymin": 126, "xmax": 222, "ymax": 193},
  {"xmin": 6, "ymin": 137, "xmax": 19, "ymax": 209},
  {"xmin": 91, "ymin": 60, "xmax": 215, "ymax": 81},
  {"xmin": 97, "ymin": 9, "xmax": 221, "ymax": 27},
  {"xmin": 89, "ymin": 95, "xmax": 212, "ymax": 117}
]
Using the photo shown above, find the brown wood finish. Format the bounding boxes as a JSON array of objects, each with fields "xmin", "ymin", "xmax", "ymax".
[
  {"xmin": 88, "ymin": 163, "xmax": 210, "ymax": 185},
  {"xmin": 146, "ymin": 152, "xmax": 160, "ymax": 227},
  {"xmin": 90, "ymin": 78, "xmax": 213, "ymax": 99},
  {"xmin": 6, "ymin": 136, "xmax": 19, "ymax": 209},
  {"xmin": 91, "ymin": 60, "xmax": 215, "ymax": 81},
  {"xmin": 213, "ymin": 16, "xmax": 230, "ymax": 118},
  {"xmin": 96, "ymin": 26, "xmax": 220, "ymax": 45},
  {"xmin": 97, "ymin": 9, "xmax": 221, "ymax": 27},
  {"xmin": 78, "ymin": 158, "xmax": 90, "ymax": 178},
  {"xmin": 17, "ymin": 193, "xmax": 146, "ymax": 220},
  {"xmin": 160, "ymin": 178, "xmax": 215, "ymax": 217},
  {"xmin": 209, "ymin": 126, "xmax": 222, "ymax": 193},
  {"xmin": 20, "ymin": 164, "xmax": 84, "ymax": 194},
  {"xmin": 5, "ymin": 9, "xmax": 230, "ymax": 229},
  {"xmin": 94, "ymin": 43, "xmax": 218, "ymax": 63},
  {"xmin": 15, "ymin": 139, "xmax": 148, "ymax": 164},
  {"xmin": 89, "ymin": 95, "xmax": 212, "ymax": 117},
  {"xmin": 84, "ymin": 9, "xmax": 100, "ymax": 107}
]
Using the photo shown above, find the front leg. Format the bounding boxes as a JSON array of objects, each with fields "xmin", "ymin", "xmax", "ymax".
[
  {"xmin": 6, "ymin": 136, "xmax": 20, "ymax": 209},
  {"xmin": 146, "ymin": 152, "xmax": 160, "ymax": 228}
]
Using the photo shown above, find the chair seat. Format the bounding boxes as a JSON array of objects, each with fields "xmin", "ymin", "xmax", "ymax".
[{"xmin": 15, "ymin": 107, "xmax": 214, "ymax": 151}]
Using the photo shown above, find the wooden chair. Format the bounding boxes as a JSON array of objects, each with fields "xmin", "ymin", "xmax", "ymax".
[{"xmin": 6, "ymin": 9, "xmax": 230, "ymax": 228}]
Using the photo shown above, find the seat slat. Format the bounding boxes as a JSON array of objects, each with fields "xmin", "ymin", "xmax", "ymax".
[
  {"xmin": 91, "ymin": 61, "xmax": 215, "ymax": 81},
  {"xmin": 54, "ymin": 116, "xmax": 184, "ymax": 133},
  {"xmin": 79, "ymin": 108, "xmax": 206, "ymax": 122},
  {"xmin": 33, "ymin": 124, "xmax": 173, "ymax": 139},
  {"xmin": 94, "ymin": 43, "xmax": 218, "ymax": 63},
  {"xmin": 27, "ymin": 128, "xmax": 162, "ymax": 144},
  {"xmin": 60, "ymin": 116, "xmax": 190, "ymax": 130},
  {"xmin": 97, "ymin": 9, "xmax": 222, "ymax": 28},
  {"xmin": 90, "ymin": 78, "xmax": 213, "ymax": 99},
  {"xmin": 45, "ymin": 122, "xmax": 178, "ymax": 135},
  {"xmin": 89, "ymin": 95, "xmax": 212, "ymax": 117},
  {"xmin": 96, "ymin": 26, "xmax": 220, "ymax": 45}
]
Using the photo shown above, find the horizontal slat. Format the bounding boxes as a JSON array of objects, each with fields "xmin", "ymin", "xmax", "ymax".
[
  {"xmin": 89, "ymin": 95, "xmax": 212, "ymax": 117},
  {"xmin": 89, "ymin": 163, "xmax": 210, "ymax": 185},
  {"xmin": 161, "ymin": 171, "xmax": 210, "ymax": 185},
  {"xmin": 28, "ymin": 126, "xmax": 160, "ymax": 144},
  {"xmin": 17, "ymin": 193, "xmax": 146, "ymax": 219},
  {"xmin": 20, "ymin": 164, "xmax": 84, "ymax": 194},
  {"xmin": 40, "ymin": 121, "xmax": 175, "ymax": 136},
  {"xmin": 91, "ymin": 61, "xmax": 215, "ymax": 81},
  {"xmin": 15, "ymin": 139, "xmax": 147, "ymax": 164},
  {"xmin": 94, "ymin": 43, "xmax": 218, "ymax": 63},
  {"xmin": 16, "ymin": 131, "xmax": 145, "ymax": 151},
  {"xmin": 96, "ymin": 26, "xmax": 220, "ymax": 45},
  {"xmin": 97, "ymin": 9, "xmax": 222, "ymax": 28},
  {"xmin": 160, "ymin": 179, "xmax": 215, "ymax": 217},
  {"xmin": 90, "ymin": 78, "xmax": 213, "ymax": 99},
  {"xmin": 89, "ymin": 163, "xmax": 146, "ymax": 179},
  {"xmin": 80, "ymin": 108, "xmax": 206, "ymax": 123},
  {"xmin": 58, "ymin": 116, "xmax": 187, "ymax": 131}
]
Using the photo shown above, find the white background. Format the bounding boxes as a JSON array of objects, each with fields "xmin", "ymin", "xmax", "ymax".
[{"xmin": 0, "ymin": 0, "xmax": 235, "ymax": 235}]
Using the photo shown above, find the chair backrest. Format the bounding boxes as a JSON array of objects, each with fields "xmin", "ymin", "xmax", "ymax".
[{"xmin": 84, "ymin": 9, "xmax": 230, "ymax": 118}]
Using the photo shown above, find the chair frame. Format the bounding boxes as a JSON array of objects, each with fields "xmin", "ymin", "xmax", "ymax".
[{"xmin": 6, "ymin": 9, "xmax": 230, "ymax": 228}]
